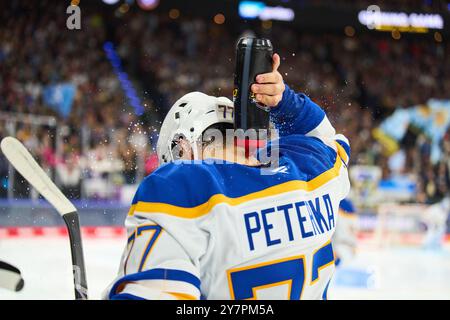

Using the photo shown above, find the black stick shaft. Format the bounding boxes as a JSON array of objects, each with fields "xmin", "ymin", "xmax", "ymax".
[{"xmin": 63, "ymin": 211, "xmax": 88, "ymax": 300}]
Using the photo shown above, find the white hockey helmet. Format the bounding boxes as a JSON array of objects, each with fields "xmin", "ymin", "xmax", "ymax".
[{"xmin": 156, "ymin": 92, "xmax": 234, "ymax": 164}]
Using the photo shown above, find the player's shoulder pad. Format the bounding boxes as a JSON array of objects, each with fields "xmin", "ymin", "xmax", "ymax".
[
  {"xmin": 334, "ymin": 134, "xmax": 351, "ymax": 165},
  {"xmin": 132, "ymin": 160, "xmax": 223, "ymax": 208},
  {"xmin": 271, "ymin": 134, "xmax": 339, "ymax": 177},
  {"xmin": 339, "ymin": 198, "xmax": 356, "ymax": 214}
]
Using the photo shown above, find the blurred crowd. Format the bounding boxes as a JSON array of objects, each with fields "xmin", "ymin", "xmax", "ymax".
[
  {"xmin": 0, "ymin": 1, "xmax": 449, "ymax": 204},
  {"xmin": 0, "ymin": 2, "xmax": 158, "ymax": 200}
]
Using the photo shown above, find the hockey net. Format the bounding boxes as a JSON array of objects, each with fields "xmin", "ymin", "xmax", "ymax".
[
  {"xmin": 369, "ymin": 203, "xmax": 428, "ymax": 248},
  {"xmin": 348, "ymin": 165, "xmax": 432, "ymax": 248}
]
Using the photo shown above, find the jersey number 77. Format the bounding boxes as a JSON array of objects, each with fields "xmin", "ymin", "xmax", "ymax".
[{"xmin": 227, "ymin": 241, "xmax": 334, "ymax": 300}]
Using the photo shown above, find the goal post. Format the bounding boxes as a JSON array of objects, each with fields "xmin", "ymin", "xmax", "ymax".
[{"xmin": 374, "ymin": 203, "xmax": 428, "ymax": 248}]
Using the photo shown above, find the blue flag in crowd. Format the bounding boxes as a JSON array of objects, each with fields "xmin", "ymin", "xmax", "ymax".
[
  {"xmin": 42, "ymin": 83, "xmax": 76, "ymax": 118},
  {"xmin": 379, "ymin": 108, "xmax": 411, "ymax": 141},
  {"xmin": 378, "ymin": 99, "xmax": 450, "ymax": 163}
]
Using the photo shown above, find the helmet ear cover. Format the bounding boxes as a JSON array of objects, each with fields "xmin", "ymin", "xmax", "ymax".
[
  {"xmin": 170, "ymin": 134, "xmax": 194, "ymax": 161},
  {"xmin": 170, "ymin": 123, "xmax": 235, "ymax": 161}
]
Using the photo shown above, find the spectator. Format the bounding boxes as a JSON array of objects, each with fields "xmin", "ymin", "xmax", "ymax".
[{"xmin": 56, "ymin": 153, "xmax": 82, "ymax": 200}]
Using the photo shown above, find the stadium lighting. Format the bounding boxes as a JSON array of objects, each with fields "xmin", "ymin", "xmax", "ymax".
[
  {"xmin": 358, "ymin": 8, "xmax": 444, "ymax": 32},
  {"xmin": 434, "ymin": 31, "xmax": 443, "ymax": 42},
  {"xmin": 239, "ymin": 1, "xmax": 265, "ymax": 19},
  {"xmin": 137, "ymin": 0, "xmax": 159, "ymax": 10},
  {"xmin": 344, "ymin": 26, "xmax": 355, "ymax": 37},
  {"xmin": 102, "ymin": 0, "xmax": 120, "ymax": 4},
  {"xmin": 239, "ymin": 1, "xmax": 295, "ymax": 22},
  {"xmin": 214, "ymin": 13, "xmax": 226, "ymax": 25},
  {"xmin": 169, "ymin": 9, "xmax": 180, "ymax": 19}
]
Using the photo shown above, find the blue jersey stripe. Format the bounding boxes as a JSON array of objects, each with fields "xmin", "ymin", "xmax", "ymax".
[
  {"xmin": 336, "ymin": 139, "xmax": 351, "ymax": 162},
  {"xmin": 339, "ymin": 198, "xmax": 355, "ymax": 213},
  {"xmin": 110, "ymin": 293, "xmax": 146, "ymax": 300},
  {"xmin": 109, "ymin": 268, "xmax": 201, "ymax": 299}
]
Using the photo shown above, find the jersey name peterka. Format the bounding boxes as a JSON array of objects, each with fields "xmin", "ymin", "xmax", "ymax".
[{"xmin": 244, "ymin": 193, "xmax": 335, "ymax": 252}]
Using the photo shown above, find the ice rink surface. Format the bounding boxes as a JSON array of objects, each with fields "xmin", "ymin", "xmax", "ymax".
[
  {"xmin": 0, "ymin": 237, "xmax": 127, "ymax": 300},
  {"xmin": 328, "ymin": 244, "xmax": 450, "ymax": 299},
  {"xmin": 0, "ymin": 237, "xmax": 449, "ymax": 300}
]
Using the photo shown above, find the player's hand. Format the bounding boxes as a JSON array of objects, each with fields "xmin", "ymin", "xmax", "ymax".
[{"xmin": 251, "ymin": 53, "xmax": 285, "ymax": 107}]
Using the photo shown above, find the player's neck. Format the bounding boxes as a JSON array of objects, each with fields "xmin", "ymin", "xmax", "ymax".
[
  {"xmin": 202, "ymin": 144, "xmax": 260, "ymax": 166},
  {"xmin": 224, "ymin": 145, "xmax": 260, "ymax": 166}
]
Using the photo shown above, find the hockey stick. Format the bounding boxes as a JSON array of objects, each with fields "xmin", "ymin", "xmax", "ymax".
[
  {"xmin": 0, "ymin": 137, "xmax": 88, "ymax": 300},
  {"xmin": 0, "ymin": 260, "xmax": 24, "ymax": 292}
]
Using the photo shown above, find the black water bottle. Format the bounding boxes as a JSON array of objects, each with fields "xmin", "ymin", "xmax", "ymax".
[{"xmin": 233, "ymin": 37, "xmax": 273, "ymax": 138}]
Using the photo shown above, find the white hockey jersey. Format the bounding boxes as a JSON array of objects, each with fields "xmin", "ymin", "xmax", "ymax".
[{"xmin": 105, "ymin": 85, "xmax": 351, "ymax": 300}]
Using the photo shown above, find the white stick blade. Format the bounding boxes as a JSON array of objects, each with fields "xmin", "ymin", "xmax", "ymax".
[
  {"xmin": 1, "ymin": 137, "xmax": 76, "ymax": 216},
  {"xmin": 0, "ymin": 268, "xmax": 23, "ymax": 292}
]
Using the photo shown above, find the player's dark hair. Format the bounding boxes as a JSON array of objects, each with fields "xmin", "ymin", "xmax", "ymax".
[{"xmin": 201, "ymin": 123, "xmax": 234, "ymax": 146}]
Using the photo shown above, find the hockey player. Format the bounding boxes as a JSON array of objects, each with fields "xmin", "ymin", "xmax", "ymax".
[
  {"xmin": 422, "ymin": 196, "xmax": 450, "ymax": 250},
  {"xmin": 105, "ymin": 54, "xmax": 351, "ymax": 300},
  {"xmin": 333, "ymin": 198, "xmax": 358, "ymax": 267}
]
